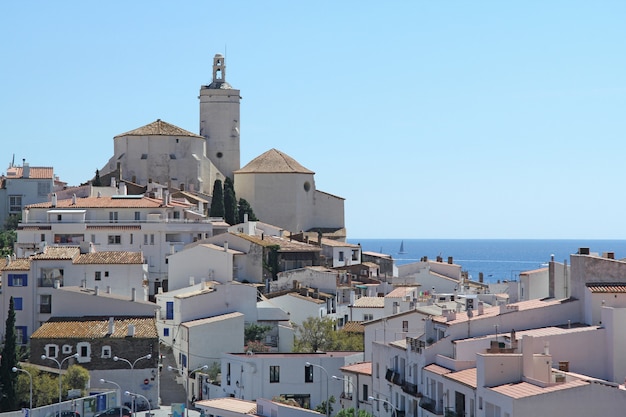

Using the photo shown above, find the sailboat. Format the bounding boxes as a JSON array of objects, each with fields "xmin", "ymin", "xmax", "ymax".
[{"xmin": 398, "ymin": 240, "xmax": 406, "ymax": 255}]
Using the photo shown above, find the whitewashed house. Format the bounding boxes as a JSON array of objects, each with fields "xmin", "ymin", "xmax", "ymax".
[{"xmin": 196, "ymin": 397, "xmax": 323, "ymax": 417}]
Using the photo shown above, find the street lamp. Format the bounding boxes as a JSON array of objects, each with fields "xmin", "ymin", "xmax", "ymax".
[
  {"xmin": 41, "ymin": 353, "xmax": 79, "ymax": 414},
  {"xmin": 306, "ymin": 362, "xmax": 330, "ymax": 417},
  {"xmin": 100, "ymin": 379, "xmax": 122, "ymax": 417},
  {"xmin": 368, "ymin": 396, "xmax": 396, "ymax": 417},
  {"xmin": 332, "ymin": 375, "xmax": 355, "ymax": 417},
  {"xmin": 168, "ymin": 364, "xmax": 208, "ymax": 417},
  {"xmin": 12, "ymin": 367, "xmax": 32, "ymax": 414},
  {"xmin": 125, "ymin": 391, "xmax": 150, "ymax": 417},
  {"xmin": 114, "ymin": 353, "xmax": 152, "ymax": 369}
]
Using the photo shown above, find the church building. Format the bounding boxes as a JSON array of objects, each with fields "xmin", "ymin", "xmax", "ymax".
[{"xmin": 100, "ymin": 54, "xmax": 345, "ymax": 237}]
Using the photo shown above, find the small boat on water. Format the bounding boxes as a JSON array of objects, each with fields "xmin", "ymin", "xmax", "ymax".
[{"xmin": 398, "ymin": 240, "xmax": 406, "ymax": 255}]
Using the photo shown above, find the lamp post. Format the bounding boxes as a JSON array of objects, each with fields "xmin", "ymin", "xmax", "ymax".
[
  {"xmin": 168, "ymin": 364, "xmax": 208, "ymax": 417},
  {"xmin": 125, "ymin": 391, "xmax": 150, "ymax": 417},
  {"xmin": 306, "ymin": 362, "xmax": 329, "ymax": 417},
  {"xmin": 100, "ymin": 379, "xmax": 123, "ymax": 417},
  {"xmin": 42, "ymin": 353, "xmax": 79, "ymax": 414},
  {"xmin": 113, "ymin": 354, "xmax": 152, "ymax": 407},
  {"xmin": 332, "ymin": 375, "xmax": 355, "ymax": 417},
  {"xmin": 368, "ymin": 396, "xmax": 396, "ymax": 417},
  {"xmin": 12, "ymin": 367, "xmax": 32, "ymax": 415}
]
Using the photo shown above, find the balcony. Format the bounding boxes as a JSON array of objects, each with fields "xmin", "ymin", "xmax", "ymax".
[
  {"xmin": 38, "ymin": 277, "xmax": 63, "ymax": 288},
  {"xmin": 419, "ymin": 396, "xmax": 443, "ymax": 416},
  {"xmin": 402, "ymin": 381, "xmax": 421, "ymax": 397}
]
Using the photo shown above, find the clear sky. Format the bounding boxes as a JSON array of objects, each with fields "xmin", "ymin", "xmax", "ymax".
[{"xmin": 2, "ymin": 2, "xmax": 625, "ymax": 239}]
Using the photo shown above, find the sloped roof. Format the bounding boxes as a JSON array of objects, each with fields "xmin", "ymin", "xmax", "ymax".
[
  {"xmin": 195, "ymin": 398, "xmax": 256, "ymax": 415},
  {"xmin": 6, "ymin": 166, "xmax": 54, "ymax": 179},
  {"xmin": 235, "ymin": 233, "xmax": 321, "ymax": 252},
  {"xmin": 74, "ymin": 252, "xmax": 144, "ymax": 264},
  {"xmin": 27, "ymin": 195, "xmax": 192, "ymax": 209},
  {"xmin": 31, "ymin": 316, "xmax": 157, "ymax": 339},
  {"xmin": 586, "ymin": 282, "xmax": 626, "ymax": 293},
  {"xmin": 234, "ymin": 148, "xmax": 314, "ymax": 174},
  {"xmin": 352, "ymin": 297, "xmax": 385, "ymax": 308},
  {"xmin": 2, "ymin": 258, "xmax": 31, "ymax": 271},
  {"xmin": 340, "ymin": 361, "xmax": 371, "ymax": 375},
  {"xmin": 114, "ymin": 119, "xmax": 203, "ymax": 139},
  {"xmin": 32, "ymin": 246, "xmax": 81, "ymax": 260}
]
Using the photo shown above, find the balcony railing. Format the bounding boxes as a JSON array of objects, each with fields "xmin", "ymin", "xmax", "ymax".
[
  {"xmin": 402, "ymin": 381, "xmax": 421, "ymax": 397},
  {"xmin": 419, "ymin": 396, "xmax": 443, "ymax": 416},
  {"xmin": 38, "ymin": 278, "xmax": 63, "ymax": 288}
]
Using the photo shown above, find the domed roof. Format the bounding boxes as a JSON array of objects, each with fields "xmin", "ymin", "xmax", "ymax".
[{"xmin": 235, "ymin": 148, "xmax": 314, "ymax": 174}]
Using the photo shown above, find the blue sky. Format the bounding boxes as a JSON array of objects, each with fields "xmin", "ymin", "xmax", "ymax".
[{"xmin": 2, "ymin": 2, "xmax": 625, "ymax": 239}]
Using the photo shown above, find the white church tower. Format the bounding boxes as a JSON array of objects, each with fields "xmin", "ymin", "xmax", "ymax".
[{"xmin": 199, "ymin": 53, "xmax": 241, "ymax": 179}]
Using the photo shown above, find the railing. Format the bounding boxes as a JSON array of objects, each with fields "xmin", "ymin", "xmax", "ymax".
[
  {"xmin": 419, "ymin": 396, "xmax": 443, "ymax": 416},
  {"xmin": 444, "ymin": 408, "xmax": 465, "ymax": 417},
  {"xmin": 385, "ymin": 368, "xmax": 405, "ymax": 386},
  {"xmin": 23, "ymin": 218, "xmax": 214, "ymax": 225},
  {"xmin": 402, "ymin": 381, "xmax": 420, "ymax": 397},
  {"xmin": 38, "ymin": 278, "xmax": 63, "ymax": 288}
]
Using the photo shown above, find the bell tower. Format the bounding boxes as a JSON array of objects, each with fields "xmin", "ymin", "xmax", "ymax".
[{"xmin": 199, "ymin": 53, "xmax": 241, "ymax": 179}]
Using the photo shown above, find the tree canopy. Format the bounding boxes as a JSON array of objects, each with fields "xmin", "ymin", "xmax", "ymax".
[
  {"xmin": 209, "ymin": 179, "xmax": 225, "ymax": 218},
  {"xmin": 0, "ymin": 297, "xmax": 18, "ymax": 411},
  {"xmin": 293, "ymin": 317, "xmax": 364, "ymax": 353}
]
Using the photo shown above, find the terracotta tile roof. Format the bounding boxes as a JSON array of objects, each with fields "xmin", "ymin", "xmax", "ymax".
[
  {"xmin": 446, "ymin": 368, "xmax": 477, "ymax": 388},
  {"xmin": 31, "ymin": 317, "xmax": 157, "ymax": 339},
  {"xmin": 340, "ymin": 361, "xmax": 372, "ymax": 376},
  {"xmin": 586, "ymin": 282, "xmax": 626, "ymax": 293},
  {"xmin": 196, "ymin": 398, "xmax": 257, "ymax": 414},
  {"xmin": 234, "ymin": 148, "xmax": 314, "ymax": 174},
  {"xmin": 352, "ymin": 296, "xmax": 385, "ymax": 308},
  {"xmin": 489, "ymin": 379, "xmax": 589, "ymax": 399},
  {"xmin": 519, "ymin": 267, "xmax": 548, "ymax": 275},
  {"xmin": 114, "ymin": 119, "xmax": 203, "ymax": 139},
  {"xmin": 319, "ymin": 238, "xmax": 359, "ymax": 248},
  {"xmin": 32, "ymin": 246, "xmax": 81, "ymax": 260},
  {"xmin": 2, "ymin": 258, "xmax": 31, "ymax": 271},
  {"xmin": 235, "ymin": 233, "xmax": 321, "ymax": 252},
  {"xmin": 27, "ymin": 195, "xmax": 192, "ymax": 209},
  {"xmin": 6, "ymin": 166, "xmax": 54, "ymax": 179},
  {"xmin": 341, "ymin": 321, "xmax": 365, "ymax": 333},
  {"xmin": 424, "ymin": 363, "xmax": 453, "ymax": 376},
  {"xmin": 74, "ymin": 252, "xmax": 143, "ymax": 264},
  {"xmin": 287, "ymin": 292, "xmax": 326, "ymax": 304},
  {"xmin": 17, "ymin": 225, "xmax": 51, "ymax": 231}
]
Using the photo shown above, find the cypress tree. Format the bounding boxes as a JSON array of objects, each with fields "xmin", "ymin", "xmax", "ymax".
[
  {"xmin": 0, "ymin": 297, "xmax": 18, "ymax": 411},
  {"xmin": 93, "ymin": 169, "xmax": 102, "ymax": 186},
  {"xmin": 223, "ymin": 177, "xmax": 238, "ymax": 225},
  {"xmin": 209, "ymin": 179, "xmax": 225, "ymax": 218},
  {"xmin": 237, "ymin": 198, "xmax": 258, "ymax": 222}
]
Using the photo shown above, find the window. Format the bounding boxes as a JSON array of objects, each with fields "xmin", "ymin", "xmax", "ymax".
[
  {"xmin": 95, "ymin": 271, "xmax": 102, "ymax": 281},
  {"xmin": 130, "ymin": 234, "xmax": 133, "ymax": 244},
  {"xmin": 141, "ymin": 154, "xmax": 148, "ymax": 160},
  {"xmin": 91, "ymin": 234, "xmax": 96, "ymax": 244},
  {"xmin": 164, "ymin": 328, "xmax": 170, "ymax": 337},
  {"xmin": 40, "ymin": 295, "xmax": 51, "ymax": 313},
  {"xmin": 338, "ymin": 251, "xmax": 344, "ymax": 262},
  {"xmin": 108, "ymin": 235, "xmax": 121, "ymax": 244},
  {"xmin": 45, "ymin": 344, "xmax": 58, "ymax": 358},
  {"xmin": 150, "ymin": 234, "xmax": 155, "ymax": 245},
  {"xmin": 362, "ymin": 385, "xmax": 368, "ymax": 403},
  {"xmin": 269, "ymin": 365, "xmax": 280, "ymax": 383},
  {"xmin": 76, "ymin": 342, "xmax": 91, "ymax": 363},
  {"xmin": 144, "ymin": 234, "xmax": 148, "ymax": 245},
  {"xmin": 41, "ymin": 233, "xmax": 46, "ymax": 242},
  {"xmin": 62, "ymin": 345, "xmax": 72, "ymax": 354},
  {"xmin": 57, "ymin": 214, "xmax": 62, "ymax": 221},
  {"xmin": 403, "ymin": 320, "xmax": 409, "ymax": 333},
  {"xmin": 8, "ymin": 274, "xmax": 27, "ymax": 287},
  {"xmin": 101, "ymin": 346, "xmax": 111, "ymax": 358},
  {"xmin": 173, "ymin": 211, "xmax": 180, "ymax": 219},
  {"xmin": 105, "ymin": 271, "xmax": 109, "ymax": 277},
  {"xmin": 166, "ymin": 302, "xmax": 174, "ymax": 320},
  {"xmin": 135, "ymin": 211, "xmax": 141, "ymax": 221},
  {"xmin": 363, "ymin": 313, "xmax": 373, "ymax": 321},
  {"xmin": 305, "ymin": 365, "xmax": 314, "ymax": 383},
  {"xmin": 352, "ymin": 250, "xmax": 359, "ymax": 261},
  {"xmin": 14, "ymin": 298, "xmax": 23, "ymax": 310},
  {"xmin": 38, "ymin": 181, "xmax": 51, "ymax": 196},
  {"xmin": 109, "ymin": 212, "xmax": 118, "ymax": 222},
  {"xmin": 15, "ymin": 327, "xmax": 27, "ymax": 344},
  {"xmin": 9, "ymin": 195, "xmax": 22, "ymax": 212}
]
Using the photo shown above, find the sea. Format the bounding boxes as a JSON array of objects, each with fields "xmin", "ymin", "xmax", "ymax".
[{"xmin": 347, "ymin": 239, "xmax": 626, "ymax": 284}]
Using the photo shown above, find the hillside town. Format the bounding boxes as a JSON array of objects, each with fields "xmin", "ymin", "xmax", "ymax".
[{"xmin": 2, "ymin": 54, "xmax": 626, "ymax": 417}]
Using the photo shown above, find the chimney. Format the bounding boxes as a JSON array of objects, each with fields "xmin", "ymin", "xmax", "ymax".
[
  {"xmin": 224, "ymin": 241, "xmax": 229, "ymax": 252},
  {"xmin": 95, "ymin": 286, "xmax": 99, "ymax": 295},
  {"xmin": 244, "ymin": 213, "xmax": 249, "ymax": 223},
  {"xmin": 119, "ymin": 182, "xmax": 127, "ymax": 196},
  {"xmin": 22, "ymin": 161, "xmax": 30, "ymax": 178},
  {"xmin": 72, "ymin": 194, "xmax": 77, "ymax": 205},
  {"xmin": 51, "ymin": 193, "xmax": 57, "ymax": 207},
  {"xmin": 448, "ymin": 256, "xmax": 453, "ymax": 264},
  {"xmin": 163, "ymin": 190, "xmax": 169, "ymax": 206},
  {"xmin": 189, "ymin": 276, "xmax": 195, "ymax": 286},
  {"xmin": 131, "ymin": 287, "xmax": 136, "ymax": 301},
  {"xmin": 110, "ymin": 177, "xmax": 116, "ymax": 188},
  {"xmin": 97, "ymin": 191, "xmax": 102, "ymax": 198},
  {"xmin": 108, "ymin": 317, "xmax": 115, "ymax": 335},
  {"xmin": 5, "ymin": 255, "xmax": 10, "ymax": 266}
]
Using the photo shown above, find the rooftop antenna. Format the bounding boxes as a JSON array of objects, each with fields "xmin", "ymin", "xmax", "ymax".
[{"xmin": 11, "ymin": 153, "xmax": 14, "ymax": 167}]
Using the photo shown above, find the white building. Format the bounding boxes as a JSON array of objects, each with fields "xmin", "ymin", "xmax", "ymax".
[
  {"xmin": 0, "ymin": 161, "xmax": 54, "ymax": 227},
  {"xmin": 215, "ymin": 351, "xmax": 363, "ymax": 411},
  {"xmin": 16, "ymin": 192, "xmax": 216, "ymax": 292},
  {"xmin": 196, "ymin": 397, "xmax": 323, "ymax": 417},
  {"xmin": 0, "ymin": 246, "xmax": 148, "ymax": 343}
]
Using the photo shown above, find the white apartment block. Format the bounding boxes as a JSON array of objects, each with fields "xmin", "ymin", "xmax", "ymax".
[{"xmin": 16, "ymin": 191, "xmax": 218, "ymax": 294}]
